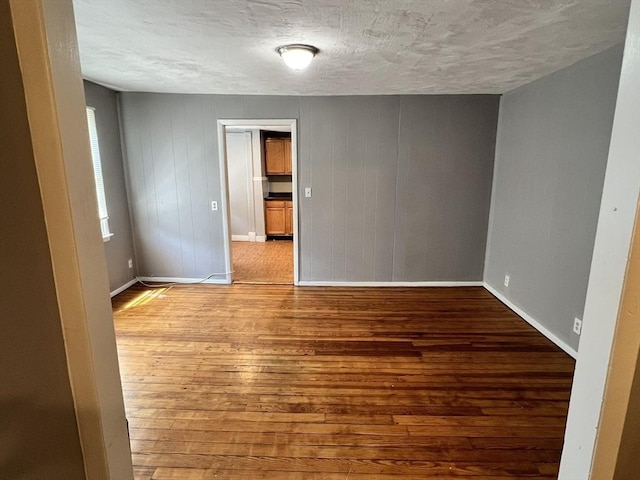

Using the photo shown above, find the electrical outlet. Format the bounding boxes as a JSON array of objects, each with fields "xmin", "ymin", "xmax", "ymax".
[
  {"xmin": 211, "ymin": 201, "xmax": 218, "ymax": 211},
  {"xmin": 128, "ymin": 258, "xmax": 133, "ymax": 269},
  {"xmin": 504, "ymin": 274, "xmax": 510, "ymax": 287},
  {"xmin": 573, "ymin": 318, "xmax": 582, "ymax": 335}
]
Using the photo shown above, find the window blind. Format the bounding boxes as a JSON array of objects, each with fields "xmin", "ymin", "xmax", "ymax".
[{"xmin": 86, "ymin": 107, "xmax": 111, "ymax": 238}]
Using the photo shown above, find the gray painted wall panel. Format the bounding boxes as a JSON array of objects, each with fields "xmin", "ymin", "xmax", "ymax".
[
  {"xmin": 182, "ymin": 96, "xmax": 213, "ymax": 278},
  {"xmin": 397, "ymin": 97, "xmax": 430, "ymax": 280},
  {"xmin": 204, "ymin": 98, "xmax": 225, "ymax": 276},
  {"xmin": 308, "ymin": 97, "xmax": 334, "ymax": 281},
  {"xmin": 360, "ymin": 100, "xmax": 381, "ymax": 281},
  {"xmin": 331, "ymin": 100, "xmax": 349, "ymax": 281},
  {"xmin": 373, "ymin": 97, "xmax": 400, "ymax": 281},
  {"xmin": 214, "ymin": 95, "xmax": 244, "ymax": 119},
  {"xmin": 484, "ymin": 46, "xmax": 623, "ymax": 351},
  {"xmin": 153, "ymin": 96, "xmax": 182, "ymax": 276},
  {"xmin": 298, "ymin": 97, "xmax": 313, "ymax": 280},
  {"xmin": 344, "ymin": 97, "xmax": 368, "ymax": 281},
  {"xmin": 391, "ymin": 96, "xmax": 499, "ymax": 282},
  {"xmin": 169, "ymin": 96, "xmax": 196, "ymax": 274},
  {"xmin": 83, "ymin": 81, "xmax": 136, "ymax": 292},
  {"xmin": 120, "ymin": 93, "xmax": 499, "ymax": 283}
]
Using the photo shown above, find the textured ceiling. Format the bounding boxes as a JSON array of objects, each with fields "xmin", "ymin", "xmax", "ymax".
[{"xmin": 73, "ymin": 0, "xmax": 630, "ymax": 95}]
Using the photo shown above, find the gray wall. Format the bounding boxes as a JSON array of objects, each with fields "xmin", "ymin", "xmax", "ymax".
[
  {"xmin": 119, "ymin": 94, "xmax": 499, "ymax": 282},
  {"xmin": 484, "ymin": 46, "xmax": 624, "ymax": 351},
  {"xmin": 84, "ymin": 81, "xmax": 136, "ymax": 292}
]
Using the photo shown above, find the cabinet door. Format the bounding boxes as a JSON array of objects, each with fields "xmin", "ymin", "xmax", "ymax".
[
  {"xmin": 284, "ymin": 138, "xmax": 292, "ymax": 174},
  {"xmin": 265, "ymin": 206, "xmax": 286, "ymax": 235},
  {"xmin": 265, "ymin": 138, "xmax": 285, "ymax": 174},
  {"xmin": 285, "ymin": 201, "xmax": 293, "ymax": 235}
]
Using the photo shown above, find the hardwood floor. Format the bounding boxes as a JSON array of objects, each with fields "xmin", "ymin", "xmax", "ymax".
[
  {"xmin": 232, "ymin": 240, "xmax": 293, "ymax": 284},
  {"xmin": 112, "ymin": 284, "xmax": 575, "ymax": 480}
]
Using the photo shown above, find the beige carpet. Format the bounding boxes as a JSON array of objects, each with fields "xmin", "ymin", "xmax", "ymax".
[{"xmin": 232, "ymin": 240, "xmax": 293, "ymax": 284}]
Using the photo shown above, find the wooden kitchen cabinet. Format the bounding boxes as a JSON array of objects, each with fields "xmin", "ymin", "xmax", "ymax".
[
  {"xmin": 265, "ymin": 199, "xmax": 293, "ymax": 236},
  {"xmin": 265, "ymin": 137, "xmax": 292, "ymax": 175},
  {"xmin": 285, "ymin": 201, "xmax": 293, "ymax": 235},
  {"xmin": 265, "ymin": 200, "xmax": 286, "ymax": 235},
  {"xmin": 284, "ymin": 138, "xmax": 292, "ymax": 173}
]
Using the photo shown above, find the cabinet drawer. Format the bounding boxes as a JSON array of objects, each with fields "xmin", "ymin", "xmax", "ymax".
[{"xmin": 265, "ymin": 200, "xmax": 286, "ymax": 208}]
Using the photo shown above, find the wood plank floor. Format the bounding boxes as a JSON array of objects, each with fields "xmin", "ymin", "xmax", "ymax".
[
  {"xmin": 232, "ymin": 240, "xmax": 293, "ymax": 284},
  {"xmin": 112, "ymin": 284, "xmax": 575, "ymax": 480}
]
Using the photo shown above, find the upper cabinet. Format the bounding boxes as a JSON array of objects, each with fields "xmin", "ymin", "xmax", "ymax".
[{"xmin": 265, "ymin": 137, "xmax": 292, "ymax": 175}]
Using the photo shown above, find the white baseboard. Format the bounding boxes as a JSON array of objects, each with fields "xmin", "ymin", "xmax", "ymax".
[
  {"xmin": 137, "ymin": 275, "xmax": 231, "ymax": 285},
  {"xmin": 483, "ymin": 282, "xmax": 578, "ymax": 359},
  {"xmin": 233, "ymin": 234, "xmax": 264, "ymax": 242},
  {"xmin": 110, "ymin": 278, "xmax": 138, "ymax": 298},
  {"xmin": 297, "ymin": 281, "xmax": 483, "ymax": 287}
]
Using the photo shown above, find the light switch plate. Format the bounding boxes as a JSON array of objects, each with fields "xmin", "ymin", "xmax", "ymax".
[{"xmin": 304, "ymin": 187, "xmax": 312, "ymax": 198}]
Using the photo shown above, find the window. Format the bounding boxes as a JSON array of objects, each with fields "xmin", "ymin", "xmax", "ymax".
[{"xmin": 86, "ymin": 107, "xmax": 112, "ymax": 240}]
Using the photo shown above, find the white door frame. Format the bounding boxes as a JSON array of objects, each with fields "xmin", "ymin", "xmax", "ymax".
[{"xmin": 217, "ymin": 119, "xmax": 299, "ymax": 285}]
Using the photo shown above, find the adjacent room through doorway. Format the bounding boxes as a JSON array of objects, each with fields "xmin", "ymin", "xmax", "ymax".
[
  {"xmin": 222, "ymin": 121, "xmax": 297, "ymax": 285},
  {"xmin": 231, "ymin": 240, "xmax": 293, "ymax": 284}
]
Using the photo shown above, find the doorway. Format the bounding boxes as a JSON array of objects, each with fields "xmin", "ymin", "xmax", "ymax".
[{"xmin": 218, "ymin": 119, "xmax": 299, "ymax": 285}]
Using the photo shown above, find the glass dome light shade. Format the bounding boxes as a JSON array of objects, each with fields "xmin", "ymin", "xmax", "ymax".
[{"xmin": 277, "ymin": 44, "xmax": 318, "ymax": 71}]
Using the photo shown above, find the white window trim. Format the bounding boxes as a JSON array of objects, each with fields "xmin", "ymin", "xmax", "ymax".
[{"xmin": 86, "ymin": 106, "xmax": 112, "ymax": 241}]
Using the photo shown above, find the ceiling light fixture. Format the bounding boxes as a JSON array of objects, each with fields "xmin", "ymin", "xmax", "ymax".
[{"xmin": 276, "ymin": 44, "xmax": 319, "ymax": 71}]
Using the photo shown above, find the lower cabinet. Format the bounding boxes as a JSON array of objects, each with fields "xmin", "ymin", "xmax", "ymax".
[
  {"xmin": 265, "ymin": 200, "xmax": 293, "ymax": 236},
  {"xmin": 285, "ymin": 202, "xmax": 293, "ymax": 235}
]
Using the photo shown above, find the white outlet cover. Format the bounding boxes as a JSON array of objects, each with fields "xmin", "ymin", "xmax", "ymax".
[
  {"xmin": 573, "ymin": 318, "xmax": 583, "ymax": 335},
  {"xmin": 504, "ymin": 275, "xmax": 510, "ymax": 287}
]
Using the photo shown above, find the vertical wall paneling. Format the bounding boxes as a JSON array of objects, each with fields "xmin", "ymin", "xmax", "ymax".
[
  {"xmin": 391, "ymin": 96, "xmax": 498, "ymax": 282},
  {"xmin": 205, "ymin": 97, "xmax": 225, "ymax": 276},
  {"xmin": 309, "ymin": 97, "xmax": 334, "ymax": 281},
  {"xmin": 169, "ymin": 95, "xmax": 195, "ymax": 274},
  {"xmin": 344, "ymin": 97, "xmax": 368, "ymax": 281},
  {"xmin": 394, "ymin": 96, "xmax": 427, "ymax": 280},
  {"xmin": 298, "ymin": 97, "xmax": 313, "ymax": 280},
  {"xmin": 331, "ymin": 99, "xmax": 349, "ymax": 281},
  {"xmin": 120, "ymin": 94, "xmax": 499, "ymax": 283},
  {"xmin": 156, "ymin": 95, "xmax": 181, "ymax": 275},
  {"xmin": 186, "ymin": 96, "xmax": 214, "ymax": 277},
  {"xmin": 374, "ymin": 97, "xmax": 401, "ymax": 281},
  {"xmin": 360, "ymin": 99, "xmax": 382, "ymax": 281}
]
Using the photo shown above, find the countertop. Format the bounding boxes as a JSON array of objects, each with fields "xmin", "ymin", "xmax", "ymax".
[{"xmin": 264, "ymin": 192, "xmax": 292, "ymax": 201}]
